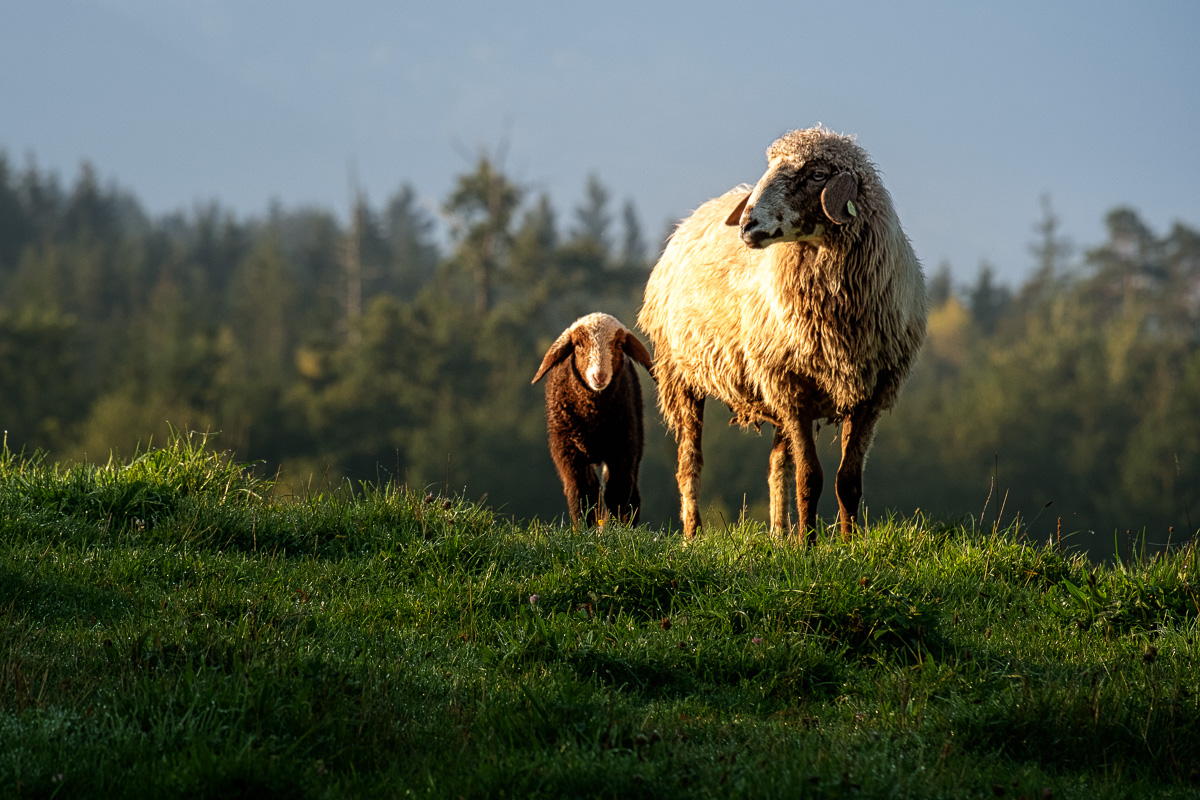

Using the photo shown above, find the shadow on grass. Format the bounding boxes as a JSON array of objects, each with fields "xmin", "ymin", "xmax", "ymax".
[{"xmin": 0, "ymin": 564, "xmax": 135, "ymax": 628}]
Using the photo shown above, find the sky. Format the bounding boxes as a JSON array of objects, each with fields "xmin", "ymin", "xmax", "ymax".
[{"xmin": 2, "ymin": 0, "xmax": 1198, "ymax": 287}]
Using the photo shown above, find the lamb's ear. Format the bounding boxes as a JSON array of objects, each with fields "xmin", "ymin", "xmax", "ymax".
[
  {"xmin": 724, "ymin": 192, "xmax": 752, "ymax": 226},
  {"xmin": 532, "ymin": 330, "xmax": 574, "ymax": 384},
  {"xmin": 621, "ymin": 330, "xmax": 654, "ymax": 373},
  {"xmin": 820, "ymin": 172, "xmax": 859, "ymax": 225}
]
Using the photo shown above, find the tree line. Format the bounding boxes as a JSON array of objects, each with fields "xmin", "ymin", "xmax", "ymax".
[{"xmin": 1, "ymin": 153, "xmax": 1197, "ymax": 552}]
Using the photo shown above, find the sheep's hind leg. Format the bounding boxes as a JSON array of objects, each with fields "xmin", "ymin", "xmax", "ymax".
[
  {"xmin": 786, "ymin": 417, "xmax": 822, "ymax": 544},
  {"xmin": 837, "ymin": 405, "xmax": 881, "ymax": 539},
  {"xmin": 767, "ymin": 428, "xmax": 792, "ymax": 535},
  {"xmin": 674, "ymin": 391, "xmax": 705, "ymax": 538}
]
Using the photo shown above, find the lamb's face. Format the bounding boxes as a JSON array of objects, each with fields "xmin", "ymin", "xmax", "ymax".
[
  {"xmin": 572, "ymin": 313, "xmax": 626, "ymax": 392},
  {"xmin": 532, "ymin": 311, "xmax": 652, "ymax": 389},
  {"xmin": 736, "ymin": 158, "xmax": 859, "ymax": 250}
]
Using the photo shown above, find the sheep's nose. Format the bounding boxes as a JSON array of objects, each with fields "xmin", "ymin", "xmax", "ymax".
[
  {"xmin": 740, "ymin": 221, "xmax": 774, "ymax": 249},
  {"xmin": 586, "ymin": 367, "xmax": 610, "ymax": 391}
]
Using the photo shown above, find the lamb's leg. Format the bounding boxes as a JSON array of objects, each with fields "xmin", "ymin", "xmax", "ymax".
[
  {"xmin": 557, "ymin": 450, "xmax": 601, "ymax": 527},
  {"xmin": 837, "ymin": 404, "xmax": 881, "ymax": 539},
  {"xmin": 786, "ymin": 417, "xmax": 822, "ymax": 543},
  {"xmin": 767, "ymin": 428, "xmax": 792, "ymax": 534},
  {"xmin": 580, "ymin": 462, "xmax": 600, "ymax": 525},
  {"xmin": 675, "ymin": 391, "xmax": 705, "ymax": 538},
  {"xmin": 580, "ymin": 463, "xmax": 601, "ymax": 527},
  {"xmin": 602, "ymin": 460, "xmax": 640, "ymax": 526}
]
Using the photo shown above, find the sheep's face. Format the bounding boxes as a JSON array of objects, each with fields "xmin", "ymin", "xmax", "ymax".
[
  {"xmin": 575, "ymin": 313, "xmax": 626, "ymax": 392},
  {"xmin": 531, "ymin": 312, "xmax": 654, "ymax": 391},
  {"xmin": 730, "ymin": 159, "xmax": 859, "ymax": 250}
]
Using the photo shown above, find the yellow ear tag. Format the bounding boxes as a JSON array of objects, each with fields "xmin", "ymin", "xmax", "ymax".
[{"xmin": 846, "ymin": 200, "xmax": 858, "ymax": 217}]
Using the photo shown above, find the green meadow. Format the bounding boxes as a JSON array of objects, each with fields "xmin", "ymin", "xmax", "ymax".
[{"xmin": 1, "ymin": 435, "xmax": 1197, "ymax": 798}]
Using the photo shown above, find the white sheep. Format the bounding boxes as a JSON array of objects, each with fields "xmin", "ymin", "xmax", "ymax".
[
  {"xmin": 638, "ymin": 126, "xmax": 927, "ymax": 541},
  {"xmin": 532, "ymin": 312, "xmax": 654, "ymax": 527}
]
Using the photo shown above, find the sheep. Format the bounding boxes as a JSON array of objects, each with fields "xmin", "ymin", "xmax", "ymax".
[
  {"xmin": 532, "ymin": 312, "xmax": 654, "ymax": 527},
  {"xmin": 638, "ymin": 126, "xmax": 927, "ymax": 541}
]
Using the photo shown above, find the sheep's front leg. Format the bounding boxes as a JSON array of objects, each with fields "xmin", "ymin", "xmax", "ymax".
[
  {"xmin": 556, "ymin": 449, "xmax": 601, "ymax": 527},
  {"xmin": 602, "ymin": 464, "xmax": 640, "ymax": 526},
  {"xmin": 675, "ymin": 391, "xmax": 705, "ymax": 538},
  {"xmin": 786, "ymin": 417, "xmax": 822, "ymax": 543},
  {"xmin": 767, "ymin": 428, "xmax": 791, "ymax": 534},
  {"xmin": 837, "ymin": 404, "xmax": 881, "ymax": 539}
]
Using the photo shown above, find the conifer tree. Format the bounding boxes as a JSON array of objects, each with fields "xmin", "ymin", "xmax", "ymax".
[{"xmin": 445, "ymin": 157, "xmax": 521, "ymax": 315}]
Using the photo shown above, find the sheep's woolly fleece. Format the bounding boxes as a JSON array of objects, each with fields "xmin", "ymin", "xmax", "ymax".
[
  {"xmin": 640, "ymin": 126, "xmax": 926, "ymax": 424},
  {"xmin": 766, "ymin": 125, "xmax": 868, "ymax": 173}
]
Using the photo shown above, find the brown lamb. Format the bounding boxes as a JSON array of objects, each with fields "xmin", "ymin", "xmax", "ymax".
[
  {"xmin": 638, "ymin": 126, "xmax": 927, "ymax": 541},
  {"xmin": 532, "ymin": 313, "xmax": 654, "ymax": 527}
]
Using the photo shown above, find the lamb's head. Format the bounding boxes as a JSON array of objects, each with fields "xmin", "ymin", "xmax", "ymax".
[
  {"xmin": 725, "ymin": 126, "xmax": 874, "ymax": 250},
  {"xmin": 531, "ymin": 312, "xmax": 653, "ymax": 392}
]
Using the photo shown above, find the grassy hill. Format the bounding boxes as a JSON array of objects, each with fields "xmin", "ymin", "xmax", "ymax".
[{"xmin": 1, "ymin": 434, "xmax": 1198, "ymax": 798}]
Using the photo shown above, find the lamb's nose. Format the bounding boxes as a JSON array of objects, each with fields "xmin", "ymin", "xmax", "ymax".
[{"xmin": 586, "ymin": 367, "xmax": 610, "ymax": 391}]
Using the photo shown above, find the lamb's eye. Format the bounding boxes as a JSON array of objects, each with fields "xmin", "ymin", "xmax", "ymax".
[{"xmin": 809, "ymin": 170, "xmax": 829, "ymax": 183}]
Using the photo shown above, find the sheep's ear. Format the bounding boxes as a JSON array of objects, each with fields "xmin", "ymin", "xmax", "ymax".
[
  {"xmin": 820, "ymin": 172, "xmax": 859, "ymax": 225},
  {"xmin": 621, "ymin": 330, "xmax": 654, "ymax": 373},
  {"xmin": 532, "ymin": 330, "xmax": 574, "ymax": 384},
  {"xmin": 724, "ymin": 192, "xmax": 751, "ymax": 226}
]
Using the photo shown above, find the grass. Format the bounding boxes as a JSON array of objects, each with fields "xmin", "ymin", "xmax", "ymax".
[{"xmin": 1, "ymin": 433, "xmax": 1199, "ymax": 798}]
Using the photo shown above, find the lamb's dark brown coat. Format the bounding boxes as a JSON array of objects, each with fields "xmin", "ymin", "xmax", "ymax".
[{"xmin": 532, "ymin": 313, "xmax": 654, "ymax": 526}]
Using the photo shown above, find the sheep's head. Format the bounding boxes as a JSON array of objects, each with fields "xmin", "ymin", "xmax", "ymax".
[
  {"xmin": 725, "ymin": 127, "xmax": 868, "ymax": 250},
  {"xmin": 531, "ymin": 312, "xmax": 653, "ymax": 391}
]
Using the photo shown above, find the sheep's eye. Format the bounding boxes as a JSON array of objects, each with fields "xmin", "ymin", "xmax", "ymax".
[{"xmin": 809, "ymin": 169, "xmax": 829, "ymax": 183}]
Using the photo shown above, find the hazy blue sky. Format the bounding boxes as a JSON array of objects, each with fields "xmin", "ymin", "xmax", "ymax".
[{"xmin": 3, "ymin": 1, "xmax": 1197, "ymax": 285}]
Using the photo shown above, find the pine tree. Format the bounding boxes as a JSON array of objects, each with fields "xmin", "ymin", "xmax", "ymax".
[
  {"xmin": 445, "ymin": 157, "xmax": 521, "ymax": 315},
  {"xmin": 571, "ymin": 174, "xmax": 612, "ymax": 258},
  {"xmin": 619, "ymin": 199, "xmax": 648, "ymax": 270}
]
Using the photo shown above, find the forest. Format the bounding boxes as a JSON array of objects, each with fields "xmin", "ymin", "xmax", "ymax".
[{"xmin": 1, "ymin": 153, "xmax": 1198, "ymax": 556}]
